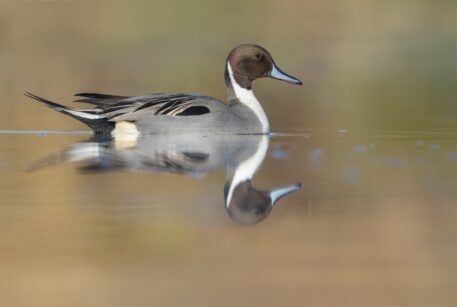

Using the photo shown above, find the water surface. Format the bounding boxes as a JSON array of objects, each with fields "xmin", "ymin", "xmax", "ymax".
[{"xmin": 1, "ymin": 130, "xmax": 456, "ymax": 307}]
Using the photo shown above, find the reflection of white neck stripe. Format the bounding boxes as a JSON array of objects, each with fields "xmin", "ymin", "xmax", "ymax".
[
  {"xmin": 226, "ymin": 135, "xmax": 269, "ymax": 208},
  {"xmin": 227, "ymin": 62, "xmax": 269, "ymax": 133}
]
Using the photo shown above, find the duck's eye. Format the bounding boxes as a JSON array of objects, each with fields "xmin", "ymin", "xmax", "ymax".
[{"xmin": 254, "ymin": 54, "xmax": 263, "ymax": 60}]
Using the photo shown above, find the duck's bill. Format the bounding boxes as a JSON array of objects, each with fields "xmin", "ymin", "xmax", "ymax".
[{"xmin": 268, "ymin": 64, "xmax": 303, "ymax": 85}]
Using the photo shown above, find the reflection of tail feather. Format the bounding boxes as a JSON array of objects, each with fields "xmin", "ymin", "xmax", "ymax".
[
  {"xmin": 27, "ymin": 143, "xmax": 103, "ymax": 172},
  {"xmin": 27, "ymin": 151, "xmax": 68, "ymax": 172}
]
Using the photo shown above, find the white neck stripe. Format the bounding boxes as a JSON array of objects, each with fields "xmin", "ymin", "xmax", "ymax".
[{"xmin": 227, "ymin": 62, "xmax": 269, "ymax": 133}]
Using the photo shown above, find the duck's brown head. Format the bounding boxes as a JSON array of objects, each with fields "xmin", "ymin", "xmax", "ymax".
[{"xmin": 225, "ymin": 44, "xmax": 302, "ymax": 90}]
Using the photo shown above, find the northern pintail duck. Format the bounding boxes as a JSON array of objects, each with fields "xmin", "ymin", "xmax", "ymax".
[{"xmin": 25, "ymin": 44, "xmax": 302, "ymax": 135}]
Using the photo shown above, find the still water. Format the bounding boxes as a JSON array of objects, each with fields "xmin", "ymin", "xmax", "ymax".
[{"xmin": 1, "ymin": 129, "xmax": 456, "ymax": 307}]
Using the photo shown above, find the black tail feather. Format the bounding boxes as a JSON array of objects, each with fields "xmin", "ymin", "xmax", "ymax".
[
  {"xmin": 24, "ymin": 92, "xmax": 69, "ymax": 111},
  {"xmin": 24, "ymin": 92, "xmax": 113, "ymax": 133}
]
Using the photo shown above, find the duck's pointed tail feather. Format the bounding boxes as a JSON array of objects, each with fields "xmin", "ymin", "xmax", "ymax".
[{"xmin": 24, "ymin": 92, "xmax": 113, "ymax": 133}]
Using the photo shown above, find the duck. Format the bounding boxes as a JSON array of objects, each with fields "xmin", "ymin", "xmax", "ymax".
[{"xmin": 25, "ymin": 44, "xmax": 302, "ymax": 135}]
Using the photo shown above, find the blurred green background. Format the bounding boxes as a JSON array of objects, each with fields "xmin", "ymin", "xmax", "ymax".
[{"xmin": 1, "ymin": 0, "xmax": 455, "ymax": 132}]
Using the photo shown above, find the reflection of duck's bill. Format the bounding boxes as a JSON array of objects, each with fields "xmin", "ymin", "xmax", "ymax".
[{"xmin": 270, "ymin": 182, "xmax": 302, "ymax": 205}]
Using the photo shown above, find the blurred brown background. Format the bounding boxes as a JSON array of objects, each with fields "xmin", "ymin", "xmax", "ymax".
[
  {"xmin": 0, "ymin": 0, "xmax": 455, "ymax": 131},
  {"xmin": 1, "ymin": 1, "xmax": 456, "ymax": 307}
]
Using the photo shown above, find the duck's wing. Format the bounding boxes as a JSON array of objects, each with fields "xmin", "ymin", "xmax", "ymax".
[{"xmin": 95, "ymin": 93, "xmax": 225, "ymax": 122}]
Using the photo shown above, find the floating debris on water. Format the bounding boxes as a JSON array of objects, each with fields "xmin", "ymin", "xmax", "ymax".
[
  {"xmin": 352, "ymin": 145, "xmax": 367, "ymax": 153},
  {"xmin": 447, "ymin": 152, "xmax": 457, "ymax": 161},
  {"xmin": 271, "ymin": 147, "xmax": 289, "ymax": 160},
  {"xmin": 386, "ymin": 157, "xmax": 405, "ymax": 168},
  {"xmin": 343, "ymin": 166, "xmax": 361, "ymax": 184},
  {"xmin": 310, "ymin": 148, "xmax": 323, "ymax": 158}
]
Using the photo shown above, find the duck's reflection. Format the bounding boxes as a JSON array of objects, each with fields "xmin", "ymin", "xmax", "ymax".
[{"xmin": 31, "ymin": 134, "xmax": 301, "ymax": 224}]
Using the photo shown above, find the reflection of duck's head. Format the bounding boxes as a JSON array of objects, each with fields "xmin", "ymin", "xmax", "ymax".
[
  {"xmin": 221, "ymin": 135, "xmax": 301, "ymax": 224},
  {"xmin": 225, "ymin": 180, "xmax": 301, "ymax": 224}
]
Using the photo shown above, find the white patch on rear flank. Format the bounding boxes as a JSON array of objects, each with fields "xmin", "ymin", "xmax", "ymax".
[
  {"xmin": 112, "ymin": 121, "xmax": 140, "ymax": 135},
  {"xmin": 227, "ymin": 62, "xmax": 269, "ymax": 133},
  {"xmin": 112, "ymin": 121, "xmax": 140, "ymax": 149}
]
